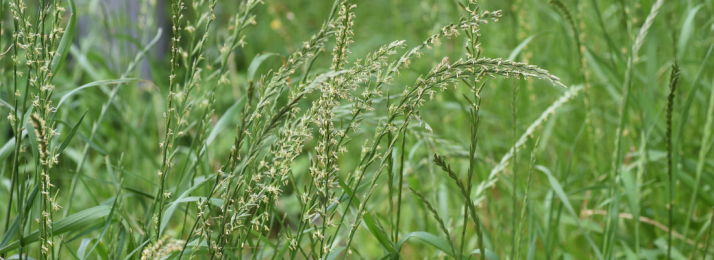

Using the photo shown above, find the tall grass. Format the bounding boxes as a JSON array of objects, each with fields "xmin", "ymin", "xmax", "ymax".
[{"xmin": 0, "ymin": 0, "xmax": 713, "ymax": 259}]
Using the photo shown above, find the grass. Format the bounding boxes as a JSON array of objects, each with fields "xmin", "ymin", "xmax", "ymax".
[{"xmin": 0, "ymin": 0, "xmax": 713, "ymax": 259}]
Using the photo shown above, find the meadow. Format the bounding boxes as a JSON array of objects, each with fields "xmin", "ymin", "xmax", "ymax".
[{"xmin": 0, "ymin": 0, "xmax": 713, "ymax": 259}]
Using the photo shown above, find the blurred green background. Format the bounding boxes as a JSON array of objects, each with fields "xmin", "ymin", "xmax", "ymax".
[{"xmin": 1, "ymin": 0, "xmax": 714, "ymax": 258}]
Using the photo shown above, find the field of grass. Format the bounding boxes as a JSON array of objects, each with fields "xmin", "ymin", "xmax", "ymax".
[{"xmin": 0, "ymin": 0, "xmax": 713, "ymax": 259}]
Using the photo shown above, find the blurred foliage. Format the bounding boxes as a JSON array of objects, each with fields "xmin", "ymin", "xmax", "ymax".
[{"xmin": 1, "ymin": 0, "xmax": 714, "ymax": 258}]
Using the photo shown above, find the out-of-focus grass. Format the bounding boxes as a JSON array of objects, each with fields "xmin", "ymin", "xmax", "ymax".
[{"xmin": 0, "ymin": 0, "xmax": 713, "ymax": 259}]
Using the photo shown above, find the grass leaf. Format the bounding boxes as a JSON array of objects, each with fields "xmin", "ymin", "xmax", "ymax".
[
  {"xmin": 159, "ymin": 176, "xmax": 214, "ymax": 237},
  {"xmin": 55, "ymin": 78, "xmax": 149, "ymax": 112},
  {"xmin": 57, "ymin": 110, "xmax": 88, "ymax": 155},
  {"xmin": 248, "ymin": 53, "xmax": 279, "ymax": 82},
  {"xmin": 50, "ymin": 0, "xmax": 76, "ymax": 75},
  {"xmin": 395, "ymin": 231, "xmax": 453, "ymax": 257},
  {"xmin": 537, "ymin": 165, "xmax": 603, "ymax": 259},
  {"xmin": 0, "ymin": 205, "xmax": 112, "ymax": 254},
  {"xmin": 206, "ymin": 97, "xmax": 245, "ymax": 146}
]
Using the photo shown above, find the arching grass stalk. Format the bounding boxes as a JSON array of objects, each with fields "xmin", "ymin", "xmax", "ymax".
[
  {"xmin": 333, "ymin": 8, "xmax": 507, "ymax": 254},
  {"xmin": 146, "ymin": 2, "xmax": 562, "ymax": 258},
  {"xmin": 175, "ymin": 3, "xmax": 344, "ymax": 258},
  {"xmin": 339, "ymin": 55, "xmax": 562, "ymax": 259},
  {"xmin": 210, "ymin": 7, "xmax": 344, "ymax": 259}
]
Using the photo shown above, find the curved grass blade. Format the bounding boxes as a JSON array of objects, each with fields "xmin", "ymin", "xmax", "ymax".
[
  {"xmin": 395, "ymin": 231, "xmax": 453, "ymax": 257},
  {"xmin": 50, "ymin": 0, "xmax": 76, "ymax": 75},
  {"xmin": 394, "ymin": 231, "xmax": 499, "ymax": 259},
  {"xmin": 537, "ymin": 165, "xmax": 603, "ymax": 259},
  {"xmin": 56, "ymin": 110, "xmax": 88, "ymax": 155},
  {"xmin": 159, "ymin": 176, "xmax": 215, "ymax": 237},
  {"xmin": 0, "ymin": 138, "xmax": 15, "ymax": 162},
  {"xmin": 363, "ymin": 213, "xmax": 395, "ymax": 252},
  {"xmin": 248, "ymin": 53, "xmax": 279, "ymax": 82},
  {"xmin": 0, "ymin": 184, "xmax": 39, "ymax": 249},
  {"xmin": 0, "ymin": 205, "xmax": 112, "ymax": 254},
  {"xmin": 508, "ymin": 34, "xmax": 540, "ymax": 61},
  {"xmin": 0, "ymin": 97, "xmax": 13, "ymax": 111},
  {"xmin": 677, "ymin": 4, "xmax": 704, "ymax": 56},
  {"xmin": 77, "ymin": 238, "xmax": 94, "ymax": 260},
  {"xmin": 55, "ymin": 78, "xmax": 149, "ymax": 111},
  {"xmin": 469, "ymin": 249, "xmax": 501, "ymax": 260},
  {"xmin": 206, "ymin": 97, "xmax": 245, "ymax": 146},
  {"xmin": 82, "ymin": 190, "xmax": 122, "ymax": 260},
  {"xmin": 122, "ymin": 236, "xmax": 156, "ymax": 260}
]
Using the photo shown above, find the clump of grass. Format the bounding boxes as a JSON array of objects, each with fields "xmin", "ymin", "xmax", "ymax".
[
  {"xmin": 4, "ymin": 0, "xmax": 70, "ymax": 258},
  {"xmin": 0, "ymin": 0, "xmax": 562, "ymax": 252},
  {"xmin": 4, "ymin": 0, "xmax": 710, "ymax": 259}
]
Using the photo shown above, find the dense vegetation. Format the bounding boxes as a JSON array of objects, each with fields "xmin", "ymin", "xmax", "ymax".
[{"xmin": 0, "ymin": 0, "xmax": 712, "ymax": 259}]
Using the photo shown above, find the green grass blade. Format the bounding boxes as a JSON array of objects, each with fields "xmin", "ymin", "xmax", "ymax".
[
  {"xmin": 77, "ymin": 238, "xmax": 94, "ymax": 260},
  {"xmin": 395, "ymin": 231, "xmax": 454, "ymax": 257},
  {"xmin": 363, "ymin": 213, "xmax": 395, "ymax": 252},
  {"xmin": 247, "ymin": 53, "xmax": 279, "ymax": 82},
  {"xmin": 0, "ymin": 205, "xmax": 112, "ymax": 254},
  {"xmin": 0, "ymin": 138, "xmax": 15, "ymax": 162},
  {"xmin": 82, "ymin": 190, "xmax": 122, "ymax": 260},
  {"xmin": 469, "ymin": 249, "xmax": 501, "ymax": 260},
  {"xmin": 56, "ymin": 110, "xmax": 88, "ymax": 155},
  {"xmin": 677, "ymin": 4, "xmax": 704, "ymax": 57},
  {"xmin": 122, "ymin": 236, "xmax": 156, "ymax": 260},
  {"xmin": 206, "ymin": 97, "xmax": 245, "ymax": 146},
  {"xmin": 538, "ymin": 165, "xmax": 603, "ymax": 259},
  {"xmin": 702, "ymin": 209, "xmax": 714, "ymax": 260},
  {"xmin": 0, "ymin": 184, "xmax": 39, "ymax": 249},
  {"xmin": 0, "ymin": 97, "xmax": 13, "ymax": 112},
  {"xmin": 249, "ymin": 229, "xmax": 277, "ymax": 251},
  {"xmin": 481, "ymin": 85, "xmax": 584, "ymax": 202},
  {"xmin": 681, "ymin": 79, "xmax": 714, "ymax": 248},
  {"xmin": 55, "ymin": 78, "xmax": 149, "ymax": 111},
  {"xmin": 50, "ymin": 0, "xmax": 76, "ymax": 76},
  {"xmin": 508, "ymin": 34, "xmax": 539, "ymax": 61},
  {"xmin": 159, "ymin": 176, "xmax": 214, "ymax": 237}
]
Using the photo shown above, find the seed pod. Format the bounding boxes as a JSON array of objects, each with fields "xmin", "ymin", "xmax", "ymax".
[{"xmin": 30, "ymin": 113, "xmax": 49, "ymax": 165}]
